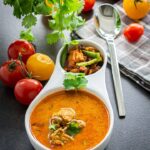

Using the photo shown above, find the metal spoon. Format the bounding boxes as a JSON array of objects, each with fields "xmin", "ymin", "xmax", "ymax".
[{"xmin": 94, "ymin": 4, "xmax": 126, "ymax": 117}]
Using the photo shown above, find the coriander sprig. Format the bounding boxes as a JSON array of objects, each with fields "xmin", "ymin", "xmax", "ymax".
[
  {"xmin": 4, "ymin": 0, "xmax": 85, "ymax": 44},
  {"xmin": 20, "ymin": 28, "xmax": 35, "ymax": 42},
  {"xmin": 46, "ymin": 0, "xmax": 85, "ymax": 44},
  {"xmin": 63, "ymin": 73, "xmax": 88, "ymax": 90}
]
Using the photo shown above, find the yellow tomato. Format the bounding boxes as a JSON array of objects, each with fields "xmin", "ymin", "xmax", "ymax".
[
  {"xmin": 123, "ymin": 0, "xmax": 150, "ymax": 20},
  {"xmin": 26, "ymin": 53, "xmax": 55, "ymax": 81}
]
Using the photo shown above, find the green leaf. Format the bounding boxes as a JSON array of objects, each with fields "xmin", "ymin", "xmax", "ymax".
[
  {"xmin": 63, "ymin": 0, "xmax": 84, "ymax": 14},
  {"xmin": 4, "ymin": 0, "xmax": 84, "ymax": 45},
  {"xmin": 63, "ymin": 73, "xmax": 88, "ymax": 90},
  {"xmin": 46, "ymin": 31, "xmax": 62, "ymax": 45},
  {"xmin": 3, "ymin": 0, "xmax": 14, "ymax": 5},
  {"xmin": 22, "ymin": 14, "xmax": 37, "ymax": 28},
  {"xmin": 70, "ymin": 15, "xmax": 85, "ymax": 31},
  {"xmin": 66, "ymin": 121, "xmax": 81, "ymax": 136},
  {"xmin": 35, "ymin": 2, "xmax": 52, "ymax": 15},
  {"xmin": 69, "ymin": 40, "xmax": 79, "ymax": 45},
  {"xmin": 13, "ymin": 0, "xmax": 22, "ymax": 18},
  {"xmin": 19, "ymin": 0, "xmax": 33, "ymax": 15},
  {"xmin": 114, "ymin": 10, "xmax": 121, "ymax": 30},
  {"xmin": 46, "ymin": 0, "xmax": 84, "ymax": 44},
  {"xmin": 48, "ymin": 19, "xmax": 57, "ymax": 30},
  {"xmin": 49, "ymin": 124, "xmax": 57, "ymax": 131},
  {"xmin": 20, "ymin": 28, "xmax": 35, "ymax": 42}
]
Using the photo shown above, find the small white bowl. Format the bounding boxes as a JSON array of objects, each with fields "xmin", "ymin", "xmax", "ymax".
[{"xmin": 25, "ymin": 40, "xmax": 114, "ymax": 150}]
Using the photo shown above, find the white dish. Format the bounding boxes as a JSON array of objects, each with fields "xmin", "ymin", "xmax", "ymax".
[{"xmin": 25, "ymin": 40, "xmax": 114, "ymax": 150}]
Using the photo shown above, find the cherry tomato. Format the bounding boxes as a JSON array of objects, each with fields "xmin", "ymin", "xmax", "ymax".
[
  {"xmin": 8, "ymin": 39, "xmax": 35, "ymax": 63},
  {"xmin": 14, "ymin": 79, "xmax": 43, "ymax": 105},
  {"xmin": 83, "ymin": 0, "xmax": 95, "ymax": 12},
  {"xmin": 26, "ymin": 53, "xmax": 55, "ymax": 81},
  {"xmin": 0, "ymin": 60, "xmax": 26, "ymax": 87},
  {"xmin": 123, "ymin": 23, "xmax": 144, "ymax": 43}
]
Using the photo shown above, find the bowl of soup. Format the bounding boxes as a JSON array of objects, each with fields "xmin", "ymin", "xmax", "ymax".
[{"xmin": 25, "ymin": 40, "xmax": 114, "ymax": 150}]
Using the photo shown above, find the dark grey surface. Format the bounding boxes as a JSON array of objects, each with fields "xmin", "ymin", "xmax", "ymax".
[{"xmin": 0, "ymin": 1, "xmax": 150, "ymax": 150}]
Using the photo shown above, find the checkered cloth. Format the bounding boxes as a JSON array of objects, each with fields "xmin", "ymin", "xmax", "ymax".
[{"xmin": 74, "ymin": 1, "xmax": 150, "ymax": 92}]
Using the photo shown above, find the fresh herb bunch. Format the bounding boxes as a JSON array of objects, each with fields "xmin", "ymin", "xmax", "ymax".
[
  {"xmin": 46, "ymin": 0, "xmax": 84, "ymax": 44},
  {"xmin": 3, "ymin": 0, "xmax": 51, "ymax": 27},
  {"xmin": 3, "ymin": 0, "xmax": 84, "ymax": 44}
]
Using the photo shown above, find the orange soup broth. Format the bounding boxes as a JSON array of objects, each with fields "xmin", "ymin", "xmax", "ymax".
[{"xmin": 30, "ymin": 90, "xmax": 110, "ymax": 150}]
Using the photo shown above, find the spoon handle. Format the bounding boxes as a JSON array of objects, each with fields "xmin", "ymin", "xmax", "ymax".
[{"xmin": 106, "ymin": 38, "xmax": 126, "ymax": 117}]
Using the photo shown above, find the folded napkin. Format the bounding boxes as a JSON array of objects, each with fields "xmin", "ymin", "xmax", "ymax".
[{"xmin": 74, "ymin": 1, "xmax": 150, "ymax": 92}]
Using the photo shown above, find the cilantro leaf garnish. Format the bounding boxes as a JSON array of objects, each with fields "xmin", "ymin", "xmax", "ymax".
[
  {"xmin": 63, "ymin": 73, "xmax": 88, "ymax": 90},
  {"xmin": 49, "ymin": 124, "xmax": 57, "ymax": 131},
  {"xmin": 66, "ymin": 121, "xmax": 81, "ymax": 136}
]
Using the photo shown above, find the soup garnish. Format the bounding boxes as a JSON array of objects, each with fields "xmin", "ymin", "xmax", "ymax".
[
  {"xmin": 48, "ymin": 108, "xmax": 86, "ymax": 146},
  {"xmin": 63, "ymin": 73, "xmax": 88, "ymax": 90}
]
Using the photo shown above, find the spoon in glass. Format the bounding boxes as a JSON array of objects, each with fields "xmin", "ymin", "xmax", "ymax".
[{"xmin": 94, "ymin": 4, "xmax": 125, "ymax": 117}]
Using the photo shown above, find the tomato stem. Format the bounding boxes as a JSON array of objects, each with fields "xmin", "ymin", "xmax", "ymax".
[
  {"xmin": 134, "ymin": 0, "xmax": 143, "ymax": 8},
  {"xmin": 18, "ymin": 53, "xmax": 32, "ymax": 79},
  {"xmin": 8, "ymin": 61, "xmax": 17, "ymax": 72}
]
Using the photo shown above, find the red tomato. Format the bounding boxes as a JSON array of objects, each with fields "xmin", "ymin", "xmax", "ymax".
[
  {"xmin": 8, "ymin": 39, "xmax": 35, "ymax": 63},
  {"xmin": 123, "ymin": 23, "xmax": 144, "ymax": 43},
  {"xmin": 0, "ymin": 60, "xmax": 26, "ymax": 87},
  {"xmin": 83, "ymin": 0, "xmax": 95, "ymax": 12},
  {"xmin": 14, "ymin": 79, "xmax": 43, "ymax": 105}
]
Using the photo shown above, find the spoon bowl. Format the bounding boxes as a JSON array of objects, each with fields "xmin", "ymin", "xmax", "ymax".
[{"xmin": 94, "ymin": 3, "xmax": 121, "ymax": 39}]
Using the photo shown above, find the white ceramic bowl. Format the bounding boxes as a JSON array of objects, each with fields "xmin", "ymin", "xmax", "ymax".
[{"xmin": 25, "ymin": 40, "xmax": 114, "ymax": 150}]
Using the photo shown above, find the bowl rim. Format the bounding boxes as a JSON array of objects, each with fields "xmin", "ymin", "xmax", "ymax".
[{"xmin": 25, "ymin": 87, "xmax": 114, "ymax": 150}]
